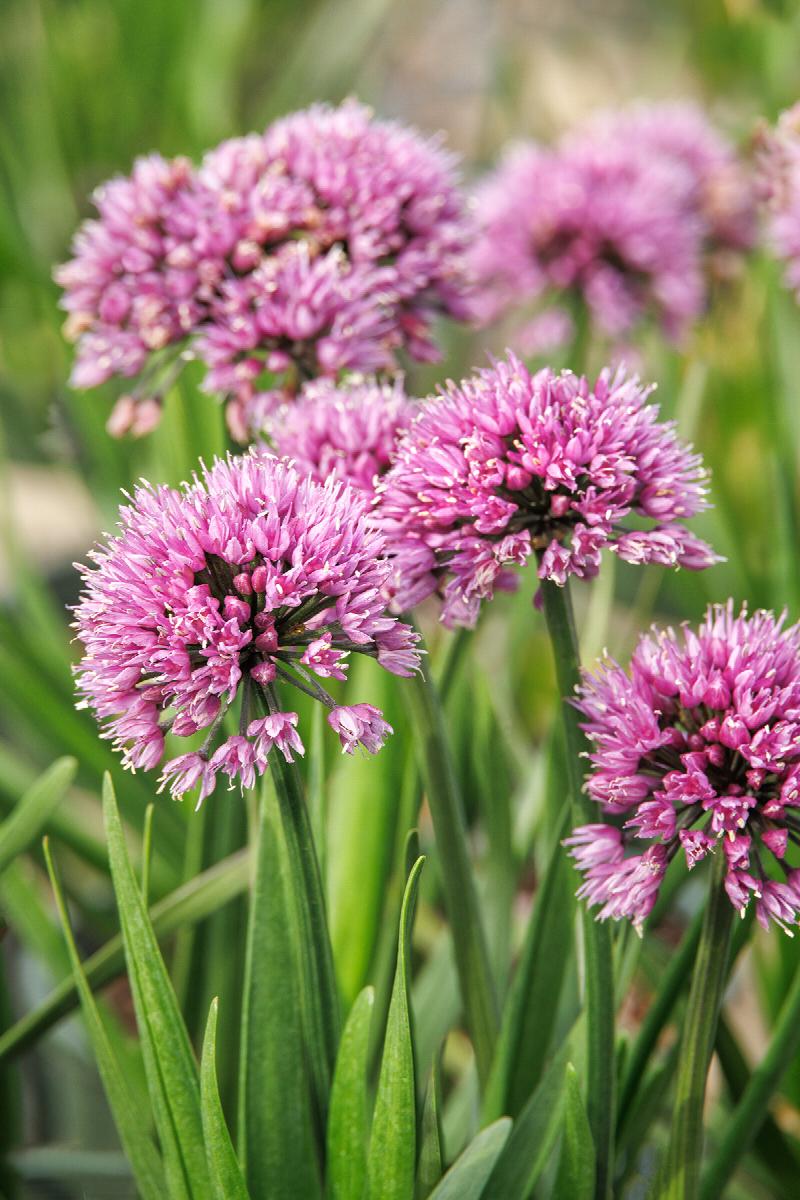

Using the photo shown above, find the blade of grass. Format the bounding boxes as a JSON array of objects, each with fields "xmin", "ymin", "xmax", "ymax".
[
  {"xmin": 326, "ymin": 986, "xmax": 375, "ymax": 1200},
  {"xmin": 553, "ymin": 1063, "xmax": 595, "ymax": 1200},
  {"xmin": 416, "ymin": 1053, "xmax": 444, "ymax": 1199},
  {"xmin": 427, "ymin": 1119, "xmax": 512, "ymax": 1200},
  {"xmin": 43, "ymin": 838, "xmax": 166, "ymax": 1200},
  {"xmin": 200, "ymin": 999, "xmax": 250, "ymax": 1200},
  {"xmin": 0, "ymin": 756, "xmax": 75, "ymax": 876},
  {"xmin": 103, "ymin": 774, "xmax": 211, "ymax": 1200},
  {"xmin": 368, "ymin": 855, "xmax": 425, "ymax": 1200}
]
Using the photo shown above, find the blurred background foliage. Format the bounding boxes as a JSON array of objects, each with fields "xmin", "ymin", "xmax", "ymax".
[{"xmin": 2, "ymin": 0, "xmax": 800, "ymax": 1196}]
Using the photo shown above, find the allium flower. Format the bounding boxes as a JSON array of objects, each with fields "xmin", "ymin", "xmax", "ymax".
[
  {"xmin": 756, "ymin": 103, "xmax": 800, "ymax": 300},
  {"xmin": 567, "ymin": 603, "xmax": 800, "ymax": 935},
  {"xmin": 74, "ymin": 453, "xmax": 420, "ymax": 804},
  {"xmin": 266, "ymin": 375, "xmax": 413, "ymax": 495},
  {"xmin": 55, "ymin": 101, "xmax": 472, "ymax": 438},
  {"xmin": 471, "ymin": 101, "xmax": 753, "ymax": 347},
  {"xmin": 374, "ymin": 353, "xmax": 717, "ymax": 627}
]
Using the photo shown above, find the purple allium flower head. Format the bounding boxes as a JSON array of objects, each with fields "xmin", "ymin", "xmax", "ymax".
[
  {"xmin": 567, "ymin": 603, "xmax": 800, "ymax": 934},
  {"xmin": 374, "ymin": 353, "xmax": 717, "ymax": 628},
  {"xmin": 74, "ymin": 452, "xmax": 420, "ymax": 804},
  {"xmin": 266, "ymin": 375, "xmax": 413, "ymax": 496},
  {"xmin": 756, "ymin": 103, "xmax": 800, "ymax": 301},
  {"xmin": 471, "ymin": 101, "xmax": 753, "ymax": 348},
  {"xmin": 55, "ymin": 101, "xmax": 472, "ymax": 438}
]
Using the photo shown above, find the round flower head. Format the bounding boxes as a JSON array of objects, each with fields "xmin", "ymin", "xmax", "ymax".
[
  {"xmin": 74, "ymin": 453, "xmax": 420, "ymax": 805},
  {"xmin": 56, "ymin": 100, "xmax": 472, "ymax": 438},
  {"xmin": 567, "ymin": 603, "xmax": 800, "ymax": 935},
  {"xmin": 375, "ymin": 353, "xmax": 717, "ymax": 628},
  {"xmin": 266, "ymin": 375, "xmax": 413, "ymax": 495},
  {"xmin": 756, "ymin": 103, "xmax": 800, "ymax": 301}
]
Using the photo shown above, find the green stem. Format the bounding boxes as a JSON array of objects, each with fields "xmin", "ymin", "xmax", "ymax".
[
  {"xmin": 701, "ymin": 961, "xmax": 800, "ymax": 1199},
  {"xmin": 538, "ymin": 576, "xmax": 616, "ymax": 1200},
  {"xmin": 658, "ymin": 851, "xmax": 734, "ymax": 1200},
  {"xmin": 270, "ymin": 751, "xmax": 341, "ymax": 1116},
  {"xmin": 403, "ymin": 640, "xmax": 499, "ymax": 1087}
]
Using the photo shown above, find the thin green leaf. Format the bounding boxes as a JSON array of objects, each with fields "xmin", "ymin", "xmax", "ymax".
[
  {"xmin": 103, "ymin": 774, "xmax": 211, "ymax": 1200},
  {"xmin": 43, "ymin": 839, "xmax": 165, "ymax": 1200},
  {"xmin": 0, "ymin": 757, "xmax": 75, "ymax": 877},
  {"xmin": 553, "ymin": 1064, "xmax": 594, "ymax": 1200},
  {"xmin": 482, "ymin": 1043, "xmax": 570, "ymax": 1200},
  {"xmin": 416, "ymin": 1054, "xmax": 444, "ymax": 1199},
  {"xmin": 238, "ymin": 776, "xmax": 321, "ymax": 1199},
  {"xmin": 326, "ymin": 986, "xmax": 375, "ymax": 1200},
  {"xmin": 368, "ymin": 855, "xmax": 425, "ymax": 1200},
  {"xmin": 0, "ymin": 846, "xmax": 249, "ymax": 1063},
  {"xmin": 427, "ymin": 1119, "xmax": 512, "ymax": 1200},
  {"xmin": 200, "ymin": 999, "xmax": 250, "ymax": 1200}
]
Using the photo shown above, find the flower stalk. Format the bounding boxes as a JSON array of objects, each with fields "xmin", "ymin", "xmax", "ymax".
[
  {"xmin": 658, "ymin": 849, "xmax": 734, "ymax": 1200},
  {"xmin": 538, "ymin": 574, "xmax": 616, "ymax": 1200},
  {"xmin": 403, "ymin": 635, "xmax": 499, "ymax": 1087}
]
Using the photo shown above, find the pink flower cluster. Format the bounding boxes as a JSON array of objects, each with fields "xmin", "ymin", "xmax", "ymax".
[
  {"xmin": 374, "ymin": 353, "xmax": 717, "ymax": 627},
  {"xmin": 471, "ymin": 100, "xmax": 754, "ymax": 347},
  {"xmin": 74, "ymin": 453, "xmax": 420, "ymax": 804},
  {"xmin": 55, "ymin": 100, "xmax": 473, "ymax": 439},
  {"xmin": 267, "ymin": 375, "xmax": 413, "ymax": 497},
  {"xmin": 756, "ymin": 103, "xmax": 800, "ymax": 300},
  {"xmin": 567, "ymin": 604, "xmax": 800, "ymax": 934}
]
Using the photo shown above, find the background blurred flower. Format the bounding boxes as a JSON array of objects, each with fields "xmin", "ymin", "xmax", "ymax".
[
  {"xmin": 56, "ymin": 99, "xmax": 474, "ymax": 439},
  {"xmin": 74, "ymin": 452, "xmax": 420, "ymax": 803},
  {"xmin": 756, "ymin": 102, "xmax": 800, "ymax": 300},
  {"xmin": 568, "ymin": 602, "xmax": 800, "ymax": 933},
  {"xmin": 375, "ymin": 352, "xmax": 717, "ymax": 627}
]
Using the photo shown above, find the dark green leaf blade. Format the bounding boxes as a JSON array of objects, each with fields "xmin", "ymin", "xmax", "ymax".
[
  {"xmin": 103, "ymin": 774, "xmax": 211, "ymax": 1200},
  {"xmin": 553, "ymin": 1064, "xmax": 594, "ymax": 1200},
  {"xmin": 200, "ymin": 999, "xmax": 250, "ymax": 1200},
  {"xmin": 416, "ymin": 1054, "xmax": 444, "ymax": 1198},
  {"xmin": 427, "ymin": 1119, "xmax": 512, "ymax": 1200},
  {"xmin": 368, "ymin": 855, "xmax": 425, "ymax": 1200},
  {"xmin": 326, "ymin": 986, "xmax": 375, "ymax": 1200},
  {"xmin": 43, "ymin": 839, "xmax": 165, "ymax": 1200}
]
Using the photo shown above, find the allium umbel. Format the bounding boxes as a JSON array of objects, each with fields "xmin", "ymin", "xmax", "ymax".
[
  {"xmin": 74, "ymin": 453, "xmax": 420, "ymax": 804},
  {"xmin": 756, "ymin": 103, "xmax": 800, "ymax": 301},
  {"xmin": 375, "ymin": 354, "xmax": 717, "ymax": 627},
  {"xmin": 267, "ymin": 376, "xmax": 413, "ymax": 496},
  {"xmin": 567, "ymin": 604, "xmax": 800, "ymax": 934},
  {"xmin": 55, "ymin": 100, "xmax": 473, "ymax": 439}
]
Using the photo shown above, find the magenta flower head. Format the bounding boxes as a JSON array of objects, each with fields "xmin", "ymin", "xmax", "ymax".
[
  {"xmin": 267, "ymin": 375, "xmax": 413, "ymax": 496},
  {"xmin": 567, "ymin": 603, "xmax": 800, "ymax": 935},
  {"xmin": 756, "ymin": 103, "xmax": 800, "ymax": 301},
  {"xmin": 55, "ymin": 100, "xmax": 472, "ymax": 439},
  {"xmin": 74, "ymin": 452, "xmax": 420, "ymax": 805},
  {"xmin": 374, "ymin": 353, "xmax": 718, "ymax": 628}
]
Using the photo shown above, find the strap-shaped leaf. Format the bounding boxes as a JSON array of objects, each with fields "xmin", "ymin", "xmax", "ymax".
[
  {"xmin": 553, "ymin": 1064, "xmax": 594, "ymax": 1200},
  {"xmin": 482, "ymin": 1043, "xmax": 570, "ymax": 1200},
  {"xmin": 326, "ymin": 986, "xmax": 375, "ymax": 1200},
  {"xmin": 368, "ymin": 855, "xmax": 425, "ymax": 1200},
  {"xmin": 43, "ymin": 839, "xmax": 165, "ymax": 1200},
  {"xmin": 103, "ymin": 775, "xmax": 211, "ymax": 1200},
  {"xmin": 427, "ymin": 1119, "xmax": 512, "ymax": 1200},
  {"xmin": 200, "ymin": 999, "xmax": 250, "ymax": 1200},
  {"xmin": 0, "ymin": 757, "xmax": 75, "ymax": 877},
  {"xmin": 238, "ymin": 774, "xmax": 321, "ymax": 1199}
]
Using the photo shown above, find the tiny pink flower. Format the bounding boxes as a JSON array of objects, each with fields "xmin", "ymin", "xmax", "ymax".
[{"xmin": 328, "ymin": 704, "xmax": 393, "ymax": 755}]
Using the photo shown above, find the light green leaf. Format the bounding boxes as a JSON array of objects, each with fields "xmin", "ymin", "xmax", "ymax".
[
  {"xmin": 0, "ymin": 757, "xmax": 75, "ymax": 877},
  {"xmin": 427, "ymin": 1119, "xmax": 512, "ymax": 1200},
  {"xmin": 43, "ymin": 839, "xmax": 165, "ymax": 1200},
  {"xmin": 553, "ymin": 1064, "xmax": 594, "ymax": 1200},
  {"xmin": 238, "ymin": 776, "xmax": 321, "ymax": 1199},
  {"xmin": 200, "ymin": 999, "xmax": 250, "ymax": 1200},
  {"xmin": 0, "ymin": 845, "xmax": 249, "ymax": 1063},
  {"xmin": 368, "ymin": 855, "xmax": 425, "ymax": 1200},
  {"xmin": 482, "ymin": 1044, "xmax": 569, "ymax": 1200},
  {"xmin": 103, "ymin": 774, "xmax": 211, "ymax": 1200},
  {"xmin": 326, "ymin": 986, "xmax": 375, "ymax": 1200}
]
